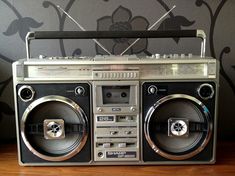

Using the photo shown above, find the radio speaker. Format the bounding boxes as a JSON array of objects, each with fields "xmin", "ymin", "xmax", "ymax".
[
  {"xmin": 16, "ymin": 83, "xmax": 91, "ymax": 164},
  {"xmin": 142, "ymin": 82, "xmax": 216, "ymax": 162}
]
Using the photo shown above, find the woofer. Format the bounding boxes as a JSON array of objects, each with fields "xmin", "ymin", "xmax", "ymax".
[
  {"xmin": 144, "ymin": 94, "xmax": 212, "ymax": 160},
  {"xmin": 21, "ymin": 95, "xmax": 88, "ymax": 161}
]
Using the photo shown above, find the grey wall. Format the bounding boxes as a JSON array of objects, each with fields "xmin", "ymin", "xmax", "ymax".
[{"xmin": 0, "ymin": 0, "xmax": 234, "ymax": 141}]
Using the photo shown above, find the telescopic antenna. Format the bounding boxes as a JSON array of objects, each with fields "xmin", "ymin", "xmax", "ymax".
[{"xmin": 57, "ymin": 5, "xmax": 112, "ymax": 55}]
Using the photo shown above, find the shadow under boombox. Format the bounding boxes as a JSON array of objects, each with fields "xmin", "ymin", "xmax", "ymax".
[{"xmin": 13, "ymin": 30, "xmax": 219, "ymax": 165}]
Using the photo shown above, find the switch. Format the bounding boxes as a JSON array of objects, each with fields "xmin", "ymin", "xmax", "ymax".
[
  {"xmin": 118, "ymin": 143, "xmax": 126, "ymax": 148},
  {"xmin": 103, "ymin": 143, "xmax": 111, "ymax": 148},
  {"xmin": 125, "ymin": 131, "xmax": 132, "ymax": 135},
  {"xmin": 110, "ymin": 131, "xmax": 118, "ymax": 135}
]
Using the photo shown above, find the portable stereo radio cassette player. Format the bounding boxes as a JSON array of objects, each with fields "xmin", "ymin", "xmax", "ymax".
[{"xmin": 12, "ymin": 30, "xmax": 219, "ymax": 166}]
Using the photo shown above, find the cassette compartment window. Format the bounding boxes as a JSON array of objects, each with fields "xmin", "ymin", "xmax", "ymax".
[{"xmin": 102, "ymin": 86, "xmax": 130, "ymax": 104}]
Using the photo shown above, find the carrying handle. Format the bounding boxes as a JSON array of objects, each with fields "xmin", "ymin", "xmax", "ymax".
[{"xmin": 26, "ymin": 30, "xmax": 206, "ymax": 59}]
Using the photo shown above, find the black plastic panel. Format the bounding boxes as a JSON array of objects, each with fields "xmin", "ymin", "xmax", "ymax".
[
  {"xmin": 142, "ymin": 82, "xmax": 216, "ymax": 162},
  {"xmin": 16, "ymin": 83, "xmax": 91, "ymax": 164}
]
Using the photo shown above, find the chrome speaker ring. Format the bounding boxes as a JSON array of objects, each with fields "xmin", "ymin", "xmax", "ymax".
[
  {"xmin": 21, "ymin": 95, "xmax": 88, "ymax": 162},
  {"xmin": 144, "ymin": 94, "xmax": 212, "ymax": 160}
]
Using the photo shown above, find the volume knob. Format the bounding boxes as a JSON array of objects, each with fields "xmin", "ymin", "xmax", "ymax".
[
  {"xmin": 148, "ymin": 85, "xmax": 158, "ymax": 95},
  {"xmin": 75, "ymin": 86, "xmax": 85, "ymax": 96}
]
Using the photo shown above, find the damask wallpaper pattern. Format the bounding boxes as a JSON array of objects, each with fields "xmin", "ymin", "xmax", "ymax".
[{"xmin": 0, "ymin": 0, "xmax": 234, "ymax": 140}]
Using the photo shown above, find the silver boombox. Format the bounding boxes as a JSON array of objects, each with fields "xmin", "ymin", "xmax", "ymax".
[{"xmin": 13, "ymin": 30, "xmax": 219, "ymax": 166}]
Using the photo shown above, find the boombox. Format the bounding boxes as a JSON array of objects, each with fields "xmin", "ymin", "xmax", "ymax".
[{"xmin": 13, "ymin": 30, "xmax": 219, "ymax": 166}]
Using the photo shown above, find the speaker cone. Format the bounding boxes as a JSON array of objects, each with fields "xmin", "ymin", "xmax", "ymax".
[
  {"xmin": 144, "ymin": 94, "xmax": 212, "ymax": 160},
  {"xmin": 21, "ymin": 95, "xmax": 88, "ymax": 161}
]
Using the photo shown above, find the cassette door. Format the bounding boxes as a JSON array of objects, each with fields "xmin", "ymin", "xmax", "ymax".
[{"xmin": 142, "ymin": 82, "xmax": 217, "ymax": 163}]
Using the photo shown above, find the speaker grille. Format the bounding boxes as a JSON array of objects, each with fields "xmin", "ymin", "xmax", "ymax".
[
  {"xmin": 144, "ymin": 94, "xmax": 212, "ymax": 160},
  {"xmin": 21, "ymin": 96, "xmax": 88, "ymax": 161}
]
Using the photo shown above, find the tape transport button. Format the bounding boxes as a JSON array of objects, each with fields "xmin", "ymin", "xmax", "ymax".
[{"xmin": 118, "ymin": 143, "xmax": 127, "ymax": 148}]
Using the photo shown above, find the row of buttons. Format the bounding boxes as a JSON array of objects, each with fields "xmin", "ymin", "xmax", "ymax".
[
  {"xmin": 149, "ymin": 53, "xmax": 193, "ymax": 59},
  {"xmin": 102, "ymin": 143, "xmax": 127, "ymax": 148},
  {"xmin": 39, "ymin": 55, "xmax": 91, "ymax": 60},
  {"xmin": 96, "ymin": 72, "xmax": 138, "ymax": 79}
]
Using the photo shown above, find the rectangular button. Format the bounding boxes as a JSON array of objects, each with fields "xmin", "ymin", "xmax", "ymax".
[
  {"xmin": 118, "ymin": 143, "xmax": 126, "ymax": 148},
  {"xmin": 103, "ymin": 143, "xmax": 111, "ymax": 148}
]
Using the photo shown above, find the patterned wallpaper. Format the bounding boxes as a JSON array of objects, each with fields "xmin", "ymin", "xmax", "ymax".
[{"xmin": 0, "ymin": 0, "xmax": 234, "ymax": 141}]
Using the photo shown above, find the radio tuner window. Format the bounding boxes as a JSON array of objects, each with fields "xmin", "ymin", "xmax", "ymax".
[{"xmin": 102, "ymin": 86, "xmax": 130, "ymax": 104}]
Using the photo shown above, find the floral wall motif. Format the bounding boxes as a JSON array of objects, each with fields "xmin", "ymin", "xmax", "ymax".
[{"xmin": 0, "ymin": 0, "xmax": 234, "ymax": 140}]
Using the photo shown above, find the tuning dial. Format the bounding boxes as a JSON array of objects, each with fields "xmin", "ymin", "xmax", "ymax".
[
  {"xmin": 147, "ymin": 85, "xmax": 158, "ymax": 95},
  {"xmin": 197, "ymin": 83, "xmax": 214, "ymax": 100},
  {"xmin": 75, "ymin": 86, "xmax": 85, "ymax": 96}
]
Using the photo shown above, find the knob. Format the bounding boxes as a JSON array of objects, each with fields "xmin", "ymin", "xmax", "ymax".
[
  {"xmin": 18, "ymin": 85, "xmax": 35, "ymax": 102},
  {"xmin": 39, "ymin": 55, "xmax": 46, "ymax": 59},
  {"xmin": 130, "ymin": 107, "xmax": 136, "ymax": 112},
  {"xmin": 75, "ymin": 86, "xmax": 85, "ymax": 96},
  {"xmin": 197, "ymin": 83, "xmax": 214, "ymax": 100},
  {"xmin": 147, "ymin": 85, "xmax": 158, "ymax": 95},
  {"xmin": 97, "ymin": 107, "xmax": 103, "ymax": 112}
]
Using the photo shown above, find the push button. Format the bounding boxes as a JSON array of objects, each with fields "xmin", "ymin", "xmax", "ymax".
[
  {"xmin": 118, "ymin": 143, "xmax": 126, "ymax": 148},
  {"xmin": 103, "ymin": 143, "xmax": 111, "ymax": 148}
]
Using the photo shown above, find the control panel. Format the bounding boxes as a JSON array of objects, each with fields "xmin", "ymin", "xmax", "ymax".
[{"xmin": 93, "ymin": 81, "xmax": 139, "ymax": 162}]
